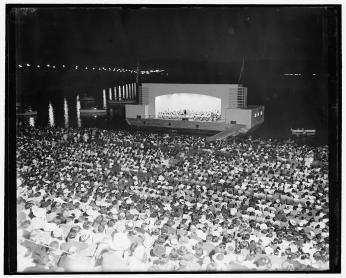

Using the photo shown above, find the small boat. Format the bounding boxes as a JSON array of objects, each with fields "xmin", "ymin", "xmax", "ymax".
[
  {"xmin": 80, "ymin": 108, "xmax": 107, "ymax": 117},
  {"xmin": 16, "ymin": 103, "xmax": 37, "ymax": 117},
  {"xmin": 291, "ymin": 128, "xmax": 316, "ymax": 136},
  {"xmin": 16, "ymin": 110, "xmax": 38, "ymax": 117}
]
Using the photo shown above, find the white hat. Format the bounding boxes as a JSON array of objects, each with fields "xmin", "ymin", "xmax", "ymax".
[
  {"xmin": 111, "ymin": 233, "xmax": 131, "ymax": 251},
  {"xmin": 230, "ymin": 208, "xmax": 237, "ymax": 216},
  {"xmin": 126, "ymin": 221, "xmax": 134, "ymax": 229},
  {"xmin": 290, "ymin": 243, "xmax": 298, "ymax": 253},
  {"xmin": 289, "ymin": 219, "xmax": 297, "ymax": 226},
  {"xmin": 30, "ymin": 217, "xmax": 46, "ymax": 230},
  {"xmin": 302, "ymin": 244, "xmax": 311, "ymax": 254},
  {"xmin": 86, "ymin": 209, "xmax": 99, "ymax": 217},
  {"xmin": 261, "ymin": 237, "xmax": 271, "ymax": 247},
  {"xmin": 212, "ymin": 230, "xmax": 221, "ymax": 237},
  {"xmin": 143, "ymin": 234, "xmax": 155, "ymax": 248},
  {"xmin": 264, "ymin": 246, "xmax": 274, "ymax": 255},
  {"xmin": 17, "ymin": 178, "xmax": 22, "ymax": 187},
  {"xmin": 188, "ymin": 238, "xmax": 199, "ymax": 247},
  {"xmin": 169, "ymin": 238, "xmax": 179, "ymax": 247},
  {"xmin": 43, "ymin": 222, "xmax": 57, "ymax": 232},
  {"xmin": 199, "ymin": 215, "xmax": 207, "ymax": 223},
  {"xmin": 53, "ymin": 227, "xmax": 64, "ymax": 238},
  {"xmin": 32, "ymin": 206, "xmax": 46, "ymax": 218},
  {"xmin": 247, "ymin": 207, "xmax": 255, "ymax": 213},
  {"xmin": 196, "ymin": 229, "xmax": 206, "ymax": 241}
]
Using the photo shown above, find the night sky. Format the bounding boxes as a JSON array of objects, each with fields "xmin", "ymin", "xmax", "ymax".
[
  {"xmin": 9, "ymin": 5, "xmax": 339, "ymax": 132},
  {"xmin": 13, "ymin": 7, "xmax": 326, "ymax": 67}
]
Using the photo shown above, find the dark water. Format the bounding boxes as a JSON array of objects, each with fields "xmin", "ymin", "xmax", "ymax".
[
  {"xmin": 17, "ymin": 89, "xmax": 128, "ymax": 130},
  {"xmin": 17, "ymin": 89, "xmax": 328, "ymax": 146}
]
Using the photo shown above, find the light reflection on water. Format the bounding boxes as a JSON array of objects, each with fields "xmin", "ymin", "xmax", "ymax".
[
  {"xmin": 76, "ymin": 95, "xmax": 81, "ymax": 128},
  {"xmin": 48, "ymin": 101, "xmax": 55, "ymax": 127},
  {"xmin": 64, "ymin": 98, "xmax": 69, "ymax": 128},
  {"xmin": 17, "ymin": 84, "xmax": 135, "ymax": 129},
  {"xmin": 29, "ymin": 117, "xmax": 35, "ymax": 127},
  {"xmin": 16, "ymin": 82, "xmax": 327, "ymax": 145},
  {"xmin": 103, "ymin": 89, "xmax": 107, "ymax": 109},
  {"xmin": 119, "ymin": 86, "xmax": 122, "ymax": 100}
]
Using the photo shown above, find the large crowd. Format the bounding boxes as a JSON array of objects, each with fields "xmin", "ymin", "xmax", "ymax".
[
  {"xmin": 16, "ymin": 126, "xmax": 329, "ymax": 272},
  {"xmin": 157, "ymin": 110, "xmax": 221, "ymax": 122}
]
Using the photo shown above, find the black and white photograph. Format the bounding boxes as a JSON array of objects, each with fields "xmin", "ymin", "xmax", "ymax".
[{"xmin": 4, "ymin": 3, "xmax": 341, "ymax": 274}]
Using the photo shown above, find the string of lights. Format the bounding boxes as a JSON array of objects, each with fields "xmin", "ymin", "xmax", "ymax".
[
  {"xmin": 283, "ymin": 73, "xmax": 302, "ymax": 76},
  {"xmin": 16, "ymin": 63, "xmax": 166, "ymax": 75}
]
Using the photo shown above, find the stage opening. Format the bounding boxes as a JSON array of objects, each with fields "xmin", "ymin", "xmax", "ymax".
[{"xmin": 155, "ymin": 93, "xmax": 221, "ymax": 121}]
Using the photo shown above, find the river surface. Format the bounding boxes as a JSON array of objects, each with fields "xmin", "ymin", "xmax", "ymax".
[{"xmin": 16, "ymin": 88, "xmax": 328, "ymax": 146}]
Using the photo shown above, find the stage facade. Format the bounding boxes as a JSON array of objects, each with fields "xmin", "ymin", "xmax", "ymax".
[{"xmin": 125, "ymin": 83, "xmax": 264, "ymax": 133}]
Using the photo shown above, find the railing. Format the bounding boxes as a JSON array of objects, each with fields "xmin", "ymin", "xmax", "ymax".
[
  {"xmin": 141, "ymin": 115, "xmax": 227, "ymax": 123},
  {"xmin": 291, "ymin": 129, "xmax": 316, "ymax": 136},
  {"xmin": 108, "ymin": 99, "xmax": 137, "ymax": 104}
]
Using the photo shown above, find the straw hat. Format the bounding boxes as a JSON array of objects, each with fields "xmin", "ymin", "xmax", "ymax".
[
  {"xmin": 182, "ymin": 252, "xmax": 195, "ymax": 262},
  {"xmin": 213, "ymin": 252, "xmax": 227, "ymax": 265},
  {"xmin": 143, "ymin": 235, "xmax": 155, "ymax": 248}
]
